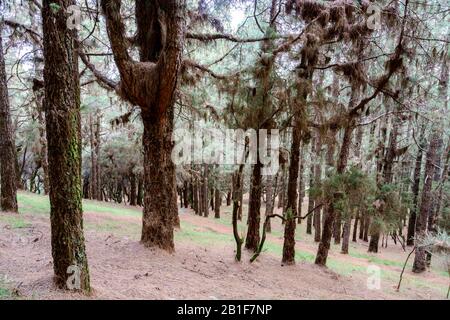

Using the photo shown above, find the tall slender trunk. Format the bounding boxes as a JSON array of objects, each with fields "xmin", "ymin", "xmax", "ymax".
[
  {"xmin": 137, "ymin": 175, "xmax": 144, "ymax": 206},
  {"xmin": 298, "ymin": 142, "xmax": 305, "ymax": 224},
  {"xmin": 214, "ymin": 188, "xmax": 221, "ymax": 219},
  {"xmin": 406, "ymin": 125, "xmax": 425, "ymax": 245},
  {"xmin": 193, "ymin": 176, "xmax": 199, "ymax": 214},
  {"xmin": 369, "ymin": 113, "xmax": 401, "ymax": 253},
  {"xmin": 313, "ymin": 135, "xmax": 322, "ymax": 242},
  {"xmin": 264, "ymin": 175, "xmax": 274, "ymax": 232},
  {"xmin": 245, "ymin": 158, "xmax": 262, "ymax": 251},
  {"xmin": 202, "ymin": 164, "xmax": 209, "ymax": 217},
  {"xmin": 0, "ymin": 21, "xmax": 18, "ymax": 213},
  {"xmin": 315, "ymin": 124, "xmax": 354, "ymax": 266},
  {"xmin": 129, "ymin": 170, "xmax": 137, "ymax": 206},
  {"xmin": 412, "ymin": 133, "xmax": 441, "ymax": 273},
  {"xmin": 42, "ymin": 0, "xmax": 90, "ymax": 291},
  {"xmin": 282, "ymin": 116, "xmax": 302, "ymax": 264}
]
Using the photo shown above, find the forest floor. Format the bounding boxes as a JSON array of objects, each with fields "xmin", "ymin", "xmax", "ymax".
[{"xmin": 0, "ymin": 191, "xmax": 448, "ymax": 300}]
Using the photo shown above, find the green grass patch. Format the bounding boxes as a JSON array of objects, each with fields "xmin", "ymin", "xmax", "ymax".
[{"xmin": 0, "ymin": 214, "xmax": 31, "ymax": 229}]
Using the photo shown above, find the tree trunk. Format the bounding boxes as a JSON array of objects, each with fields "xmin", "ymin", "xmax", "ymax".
[
  {"xmin": 412, "ymin": 133, "xmax": 441, "ymax": 272},
  {"xmin": 313, "ymin": 136, "xmax": 322, "ymax": 242},
  {"xmin": 245, "ymin": 159, "xmax": 262, "ymax": 251},
  {"xmin": 226, "ymin": 190, "xmax": 231, "ymax": 206},
  {"xmin": 193, "ymin": 177, "xmax": 199, "ymax": 214},
  {"xmin": 282, "ymin": 117, "xmax": 302, "ymax": 265},
  {"xmin": 315, "ymin": 124, "xmax": 353, "ymax": 266},
  {"xmin": 352, "ymin": 213, "xmax": 359, "ymax": 242},
  {"xmin": 129, "ymin": 170, "xmax": 137, "ymax": 206},
  {"xmin": 89, "ymin": 113, "xmax": 98, "ymax": 200},
  {"xmin": 406, "ymin": 125, "xmax": 425, "ymax": 245},
  {"xmin": 264, "ymin": 175, "xmax": 274, "ymax": 233},
  {"xmin": 298, "ymin": 142, "xmax": 305, "ymax": 224},
  {"xmin": 140, "ymin": 109, "xmax": 177, "ymax": 249},
  {"xmin": 214, "ymin": 188, "xmax": 221, "ymax": 219},
  {"xmin": 101, "ymin": 0, "xmax": 183, "ymax": 249},
  {"xmin": 137, "ymin": 176, "xmax": 144, "ymax": 206},
  {"xmin": 42, "ymin": 0, "xmax": 90, "ymax": 291},
  {"xmin": 0, "ymin": 21, "xmax": 18, "ymax": 213},
  {"xmin": 341, "ymin": 216, "xmax": 351, "ymax": 254},
  {"xmin": 202, "ymin": 164, "xmax": 209, "ymax": 217}
]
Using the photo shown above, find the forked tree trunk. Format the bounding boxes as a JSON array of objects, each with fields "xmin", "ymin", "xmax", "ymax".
[
  {"xmin": 0, "ymin": 21, "xmax": 18, "ymax": 213},
  {"xmin": 42, "ymin": 0, "xmax": 90, "ymax": 291},
  {"xmin": 101, "ymin": 0, "xmax": 183, "ymax": 250}
]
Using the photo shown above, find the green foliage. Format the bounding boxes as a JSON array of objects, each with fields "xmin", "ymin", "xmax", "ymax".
[{"xmin": 318, "ymin": 166, "xmax": 376, "ymax": 218}]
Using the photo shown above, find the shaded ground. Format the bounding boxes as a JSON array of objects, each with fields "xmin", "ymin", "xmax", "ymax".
[{"xmin": 0, "ymin": 191, "xmax": 448, "ymax": 299}]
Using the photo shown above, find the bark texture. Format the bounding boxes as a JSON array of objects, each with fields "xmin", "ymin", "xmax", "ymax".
[
  {"xmin": 42, "ymin": 0, "xmax": 90, "ymax": 291},
  {"xmin": 0, "ymin": 21, "xmax": 18, "ymax": 213}
]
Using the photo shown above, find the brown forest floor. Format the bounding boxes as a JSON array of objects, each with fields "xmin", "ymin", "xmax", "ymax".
[{"xmin": 0, "ymin": 191, "xmax": 448, "ymax": 300}]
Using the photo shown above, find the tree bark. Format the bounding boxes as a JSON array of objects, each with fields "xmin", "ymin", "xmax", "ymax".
[
  {"xmin": 282, "ymin": 117, "xmax": 302, "ymax": 265},
  {"xmin": 315, "ymin": 124, "xmax": 353, "ymax": 266},
  {"xmin": 0, "ymin": 21, "xmax": 18, "ymax": 213},
  {"xmin": 101, "ymin": 0, "xmax": 183, "ymax": 249},
  {"xmin": 412, "ymin": 133, "xmax": 441, "ymax": 272},
  {"xmin": 214, "ymin": 188, "xmax": 221, "ymax": 218},
  {"xmin": 264, "ymin": 175, "xmax": 275, "ymax": 233},
  {"xmin": 406, "ymin": 125, "xmax": 425, "ymax": 246},
  {"xmin": 245, "ymin": 159, "xmax": 262, "ymax": 251},
  {"xmin": 42, "ymin": 0, "xmax": 90, "ymax": 291}
]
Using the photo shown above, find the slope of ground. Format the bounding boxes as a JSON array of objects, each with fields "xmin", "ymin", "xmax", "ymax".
[{"xmin": 0, "ymin": 191, "xmax": 448, "ymax": 299}]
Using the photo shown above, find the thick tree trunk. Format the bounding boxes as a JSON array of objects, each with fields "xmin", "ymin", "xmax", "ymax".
[
  {"xmin": 42, "ymin": 0, "xmax": 90, "ymax": 291},
  {"xmin": 101, "ymin": 0, "xmax": 183, "ymax": 248},
  {"xmin": 0, "ymin": 22, "xmax": 18, "ymax": 213},
  {"xmin": 141, "ymin": 109, "xmax": 177, "ymax": 249}
]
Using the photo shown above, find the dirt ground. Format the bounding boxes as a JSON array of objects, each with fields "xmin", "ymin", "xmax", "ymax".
[{"xmin": 0, "ymin": 197, "xmax": 448, "ymax": 300}]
